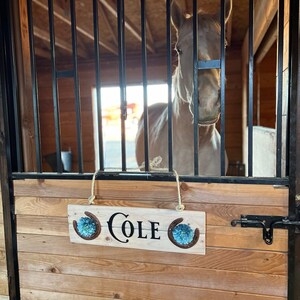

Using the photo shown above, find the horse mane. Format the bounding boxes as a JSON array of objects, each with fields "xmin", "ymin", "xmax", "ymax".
[{"xmin": 151, "ymin": 12, "xmax": 222, "ymax": 141}]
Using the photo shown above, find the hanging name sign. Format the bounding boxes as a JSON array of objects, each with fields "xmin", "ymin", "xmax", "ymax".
[{"xmin": 68, "ymin": 205, "xmax": 206, "ymax": 255}]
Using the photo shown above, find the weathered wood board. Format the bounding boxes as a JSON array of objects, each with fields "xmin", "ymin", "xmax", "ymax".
[
  {"xmin": 14, "ymin": 179, "xmax": 288, "ymax": 299},
  {"xmin": 68, "ymin": 205, "xmax": 206, "ymax": 254}
]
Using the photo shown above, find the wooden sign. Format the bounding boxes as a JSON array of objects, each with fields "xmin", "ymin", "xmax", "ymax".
[{"xmin": 68, "ymin": 205, "xmax": 206, "ymax": 255}]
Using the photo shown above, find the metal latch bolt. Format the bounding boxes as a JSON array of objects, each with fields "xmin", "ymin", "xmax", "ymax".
[{"xmin": 231, "ymin": 215, "xmax": 300, "ymax": 245}]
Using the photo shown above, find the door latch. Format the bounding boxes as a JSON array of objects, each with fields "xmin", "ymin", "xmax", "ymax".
[{"xmin": 231, "ymin": 215, "xmax": 300, "ymax": 245}]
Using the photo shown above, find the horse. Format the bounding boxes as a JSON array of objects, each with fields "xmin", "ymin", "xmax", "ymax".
[{"xmin": 135, "ymin": 0, "xmax": 232, "ymax": 175}]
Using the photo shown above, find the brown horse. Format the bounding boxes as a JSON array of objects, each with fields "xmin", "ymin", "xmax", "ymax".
[{"xmin": 136, "ymin": 0, "xmax": 232, "ymax": 175}]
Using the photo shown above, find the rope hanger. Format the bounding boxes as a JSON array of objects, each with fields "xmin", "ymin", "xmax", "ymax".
[{"xmin": 88, "ymin": 156, "xmax": 185, "ymax": 211}]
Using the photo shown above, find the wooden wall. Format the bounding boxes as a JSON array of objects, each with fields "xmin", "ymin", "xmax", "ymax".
[
  {"xmin": 242, "ymin": 0, "xmax": 290, "ymax": 175},
  {"xmin": 36, "ymin": 46, "xmax": 243, "ymax": 173},
  {"xmin": 13, "ymin": 179, "xmax": 288, "ymax": 299},
  {"xmin": 0, "ymin": 190, "xmax": 9, "ymax": 299},
  {"xmin": 255, "ymin": 43, "xmax": 277, "ymax": 128}
]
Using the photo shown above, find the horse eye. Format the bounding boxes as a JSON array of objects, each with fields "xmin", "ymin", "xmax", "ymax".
[{"xmin": 176, "ymin": 47, "xmax": 183, "ymax": 55}]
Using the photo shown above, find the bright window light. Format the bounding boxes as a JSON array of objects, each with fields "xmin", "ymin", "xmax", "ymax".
[{"xmin": 92, "ymin": 84, "xmax": 169, "ymax": 170}]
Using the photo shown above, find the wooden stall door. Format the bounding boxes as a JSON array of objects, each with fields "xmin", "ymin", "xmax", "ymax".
[{"xmin": 14, "ymin": 179, "xmax": 288, "ymax": 300}]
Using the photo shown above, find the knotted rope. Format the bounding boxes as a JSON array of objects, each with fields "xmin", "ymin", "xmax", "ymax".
[{"xmin": 88, "ymin": 156, "xmax": 185, "ymax": 211}]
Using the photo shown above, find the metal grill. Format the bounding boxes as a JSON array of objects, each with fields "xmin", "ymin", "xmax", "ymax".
[{"xmin": 5, "ymin": 0, "xmax": 294, "ymax": 185}]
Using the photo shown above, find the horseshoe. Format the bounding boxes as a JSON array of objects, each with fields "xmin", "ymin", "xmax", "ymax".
[
  {"xmin": 168, "ymin": 217, "xmax": 200, "ymax": 249},
  {"xmin": 73, "ymin": 211, "xmax": 101, "ymax": 240}
]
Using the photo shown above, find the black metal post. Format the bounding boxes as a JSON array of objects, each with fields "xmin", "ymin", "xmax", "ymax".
[
  {"xmin": 166, "ymin": 0, "xmax": 173, "ymax": 172},
  {"xmin": 27, "ymin": 0, "xmax": 42, "ymax": 173},
  {"xmin": 247, "ymin": 0, "xmax": 254, "ymax": 177},
  {"xmin": 193, "ymin": 0, "xmax": 199, "ymax": 176},
  {"xmin": 0, "ymin": 0, "xmax": 20, "ymax": 298},
  {"xmin": 48, "ymin": 0, "xmax": 62, "ymax": 173},
  {"xmin": 117, "ymin": 0, "xmax": 127, "ymax": 171},
  {"xmin": 70, "ymin": 0, "xmax": 83, "ymax": 173},
  {"xmin": 220, "ymin": 0, "xmax": 226, "ymax": 176},
  {"xmin": 11, "ymin": 1, "xmax": 24, "ymax": 173},
  {"xmin": 141, "ymin": 0, "xmax": 149, "ymax": 172},
  {"xmin": 276, "ymin": 0, "xmax": 284, "ymax": 178},
  {"xmin": 93, "ymin": 0, "xmax": 104, "ymax": 171},
  {"xmin": 288, "ymin": 0, "xmax": 300, "ymax": 299}
]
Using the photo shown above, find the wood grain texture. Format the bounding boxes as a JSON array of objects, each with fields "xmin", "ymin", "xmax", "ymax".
[
  {"xmin": 0, "ymin": 226, "xmax": 4, "ymax": 250},
  {"xmin": 0, "ymin": 273, "xmax": 8, "ymax": 296},
  {"xmin": 17, "ymin": 234, "xmax": 287, "ymax": 275},
  {"xmin": 15, "ymin": 196, "xmax": 288, "ymax": 226},
  {"xmin": 68, "ymin": 205, "xmax": 206, "ymax": 255},
  {"xmin": 13, "ymin": 179, "xmax": 288, "ymax": 298},
  {"xmin": 13, "ymin": 180, "xmax": 288, "ymax": 207},
  {"xmin": 19, "ymin": 271, "xmax": 286, "ymax": 300},
  {"xmin": 21, "ymin": 289, "xmax": 112, "ymax": 300},
  {"xmin": 18, "ymin": 252, "xmax": 286, "ymax": 297},
  {"xmin": 16, "ymin": 215, "xmax": 287, "ymax": 252},
  {"xmin": 0, "ymin": 251, "xmax": 6, "ymax": 270}
]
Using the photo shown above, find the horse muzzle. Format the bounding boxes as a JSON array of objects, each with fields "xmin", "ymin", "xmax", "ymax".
[{"xmin": 198, "ymin": 114, "xmax": 220, "ymax": 126}]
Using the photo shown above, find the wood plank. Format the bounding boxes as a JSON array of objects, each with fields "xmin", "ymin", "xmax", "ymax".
[
  {"xmin": 0, "ymin": 273, "xmax": 8, "ymax": 296},
  {"xmin": 68, "ymin": 205, "xmax": 206, "ymax": 255},
  {"xmin": 0, "ymin": 250, "xmax": 6, "ymax": 270},
  {"xmin": 0, "ymin": 227, "xmax": 4, "ymax": 250},
  {"xmin": 18, "ymin": 252, "xmax": 287, "ymax": 297},
  {"xmin": 19, "ymin": 271, "xmax": 286, "ymax": 300},
  {"xmin": 16, "ymin": 215, "xmax": 288, "ymax": 252},
  {"xmin": 21, "ymin": 289, "xmax": 111, "ymax": 300},
  {"xmin": 243, "ymin": 0, "xmax": 278, "ymax": 58},
  {"xmin": 17, "ymin": 234, "xmax": 287, "ymax": 275},
  {"xmin": 207, "ymin": 226, "xmax": 287, "ymax": 252},
  {"xmin": 16, "ymin": 0, "xmax": 37, "ymax": 171},
  {"xmin": 15, "ymin": 197, "xmax": 288, "ymax": 226},
  {"xmin": 13, "ymin": 180, "xmax": 288, "ymax": 207}
]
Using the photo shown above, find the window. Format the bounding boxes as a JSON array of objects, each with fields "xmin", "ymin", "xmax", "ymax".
[{"xmin": 92, "ymin": 84, "xmax": 169, "ymax": 170}]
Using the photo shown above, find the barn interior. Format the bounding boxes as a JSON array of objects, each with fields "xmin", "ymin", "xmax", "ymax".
[
  {"xmin": 14, "ymin": 0, "xmax": 288, "ymax": 176},
  {"xmin": 0, "ymin": 1, "xmax": 295, "ymax": 299}
]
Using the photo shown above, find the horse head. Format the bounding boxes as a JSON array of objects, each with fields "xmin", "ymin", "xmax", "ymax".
[{"xmin": 171, "ymin": 0, "xmax": 232, "ymax": 125}]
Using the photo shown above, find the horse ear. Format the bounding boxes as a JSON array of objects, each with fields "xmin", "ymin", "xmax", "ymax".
[
  {"xmin": 170, "ymin": 0, "xmax": 186, "ymax": 31},
  {"xmin": 214, "ymin": 0, "xmax": 232, "ymax": 24}
]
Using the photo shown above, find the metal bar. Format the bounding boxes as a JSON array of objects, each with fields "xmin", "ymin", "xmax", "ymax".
[
  {"xmin": 93, "ymin": 0, "xmax": 104, "ymax": 171},
  {"xmin": 48, "ymin": 0, "xmax": 62, "ymax": 173},
  {"xmin": 56, "ymin": 69, "xmax": 74, "ymax": 78},
  {"xmin": 5, "ymin": 0, "xmax": 23, "ymax": 173},
  {"xmin": 288, "ymin": 0, "xmax": 300, "ymax": 298},
  {"xmin": 0, "ymin": 1, "xmax": 20, "ymax": 297},
  {"xmin": 220, "ymin": 0, "xmax": 226, "ymax": 176},
  {"xmin": 141, "ymin": 0, "xmax": 149, "ymax": 172},
  {"xmin": 117, "ymin": 0, "xmax": 127, "ymax": 171},
  {"xmin": 193, "ymin": 0, "xmax": 199, "ymax": 175},
  {"xmin": 198, "ymin": 60, "xmax": 221, "ymax": 70},
  {"xmin": 11, "ymin": 1, "xmax": 24, "ymax": 172},
  {"xmin": 70, "ymin": 0, "xmax": 83, "ymax": 173},
  {"xmin": 12, "ymin": 171, "xmax": 289, "ymax": 185},
  {"xmin": 247, "ymin": 0, "xmax": 254, "ymax": 177},
  {"xmin": 166, "ymin": 0, "xmax": 173, "ymax": 172},
  {"xmin": 276, "ymin": 0, "xmax": 284, "ymax": 178},
  {"xmin": 27, "ymin": 0, "xmax": 42, "ymax": 173}
]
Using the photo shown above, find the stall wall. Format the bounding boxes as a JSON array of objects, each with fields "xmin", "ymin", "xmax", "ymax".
[
  {"xmin": 36, "ymin": 46, "xmax": 243, "ymax": 173},
  {"xmin": 0, "ymin": 190, "xmax": 9, "ymax": 299},
  {"xmin": 14, "ymin": 179, "xmax": 288, "ymax": 299}
]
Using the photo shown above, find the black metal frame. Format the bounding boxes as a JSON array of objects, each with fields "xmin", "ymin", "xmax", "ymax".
[
  {"xmin": 6, "ymin": 0, "xmax": 287, "ymax": 185},
  {"xmin": 0, "ymin": 0, "xmax": 20, "ymax": 299},
  {"xmin": 287, "ymin": 0, "xmax": 300, "ymax": 298},
  {"xmin": 0, "ymin": 0, "xmax": 300, "ymax": 298}
]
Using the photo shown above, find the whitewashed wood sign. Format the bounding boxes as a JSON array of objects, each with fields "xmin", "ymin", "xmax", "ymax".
[{"xmin": 68, "ymin": 205, "xmax": 206, "ymax": 255}]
